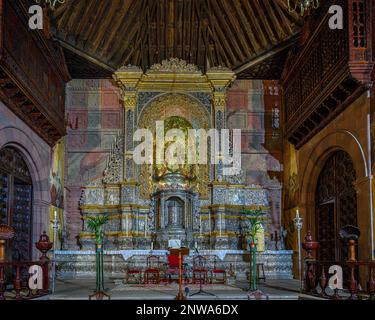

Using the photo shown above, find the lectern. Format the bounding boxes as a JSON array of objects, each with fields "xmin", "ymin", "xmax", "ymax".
[{"xmin": 169, "ymin": 247, "xmax": 189, "ymax": 300}]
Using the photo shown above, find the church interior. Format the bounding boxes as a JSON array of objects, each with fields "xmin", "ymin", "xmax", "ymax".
[{"xmin": 0, "ymin": 0, "xmax": 374, "ymax": 301}]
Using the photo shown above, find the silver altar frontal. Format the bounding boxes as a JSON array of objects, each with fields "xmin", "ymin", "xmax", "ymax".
[{"xmin": 55, "ymin": 250, "xmax": 294, "ymax": 280}]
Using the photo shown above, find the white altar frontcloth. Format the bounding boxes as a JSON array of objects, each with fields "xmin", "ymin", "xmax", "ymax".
[{"xmin": 55, "ymin": 249, "xmax": 293, "ymax": 261}]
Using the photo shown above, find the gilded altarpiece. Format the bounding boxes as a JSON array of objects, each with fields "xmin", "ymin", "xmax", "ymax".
[{"xmin": 79, "ymin": 59, "xmax": 270, "ymax": 250}]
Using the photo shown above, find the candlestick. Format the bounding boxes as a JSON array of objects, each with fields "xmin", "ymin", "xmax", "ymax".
[
  {"xmin": 293, "ymin": 209, "xmax": 303, "ymax": 292},
  {"xmin": 51, "ymin": 208, "xmax": 60, "ymax": 294}
]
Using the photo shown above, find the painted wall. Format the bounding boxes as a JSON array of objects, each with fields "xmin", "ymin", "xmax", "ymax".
[
  {"xmin": 64, "ymin": 79, "xmax": 122, "ymax": 248},
  {"xmin": 227, "ymin": 80, "xmax": 283, "ymax": 237},
  {"xmin": 0, "ymin": 101, "xmax": 52, "ymax": 260}
]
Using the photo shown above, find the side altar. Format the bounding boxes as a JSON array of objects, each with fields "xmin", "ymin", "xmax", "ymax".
[{"xmin": 58, "ymin": 59, "xmax": 293, "ymax": 279}]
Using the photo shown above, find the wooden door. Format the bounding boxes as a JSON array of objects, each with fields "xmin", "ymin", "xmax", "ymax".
[
  {"xmin": 315, "ymin": 151, "xmax": 357, "ymax": 262},
  {"xmin": 0, "ymin": 147, "xmax": 33, "ymax": 261}
]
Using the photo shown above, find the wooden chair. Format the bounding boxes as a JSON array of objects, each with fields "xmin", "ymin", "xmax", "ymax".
[
  {"xmin": 192, "ymin": 255, "xmax": 209, "ymax": 284},
  {"xmin": 144, "ymin": 255, "xmax": 161, "ymax": 284}
]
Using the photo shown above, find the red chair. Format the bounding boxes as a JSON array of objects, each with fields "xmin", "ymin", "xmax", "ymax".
[
  {"xmin": 144, "ymin": 255, "xmax": 161, "ymax": 284},
  {"xmin": 210, "ymin": 258, "xmax": 227, "ymax": 284},
  {"xmin": 192, "ymin": 255, "xmax": 209, "ymax": 284},
  {"xmin": 125, "ymin": 260, "xmax": 142, "ymax": 284},
  {"xmin": 163, "ymin": 254, "xmax": 189, "ymax": 284}
]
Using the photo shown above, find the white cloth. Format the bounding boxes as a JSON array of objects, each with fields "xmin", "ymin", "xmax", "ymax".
[{"xmin": 55, "ymin": 249, "xmax": 293, "ymax": 261}]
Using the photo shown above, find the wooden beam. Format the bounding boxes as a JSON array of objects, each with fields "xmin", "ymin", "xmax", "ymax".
[
  {"xmin": 232, "ymin": 0, "xmax": 262, "ymax": 53},
  {"xmin": 57, "ymin": 39, "xmax": 116, "ymax": 72},
  {"xmin": 234, "ymin": 34, "xmax": 299, "ymax": 74},
  {"xmin": 218, "ymin": 0, "xmax": 254, "ymax": 56},
  {"xmin": 209, "ymin": 0, "xmax": 246, "ymax": 63},
  {"xmin": 204, "ymin": 0, "xmax": 238, "ymax": 66}
]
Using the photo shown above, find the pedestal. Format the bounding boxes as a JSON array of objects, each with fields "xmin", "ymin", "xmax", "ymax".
[
  {"xmin": 169, "ymin": 247, "xmax": 189, "ymax": 300},
  {"xmin": 0, "ymin": 240, "xmax": 5, "ymax": 262}
]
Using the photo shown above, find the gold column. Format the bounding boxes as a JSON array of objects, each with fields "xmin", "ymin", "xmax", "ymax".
[{"xmin": 113, "ymin": 66, "xmax": 143, "ymax": 182}]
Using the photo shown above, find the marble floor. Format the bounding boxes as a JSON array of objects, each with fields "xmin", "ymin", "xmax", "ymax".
[{"xmin": 41, "ymin": 278, "xmax": 324, "ymax": 300}]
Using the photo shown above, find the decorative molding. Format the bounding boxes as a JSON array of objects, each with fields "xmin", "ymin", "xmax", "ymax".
[{"xmin": 147, "ymin": 58, "xmax": 202, "ymax": 74}]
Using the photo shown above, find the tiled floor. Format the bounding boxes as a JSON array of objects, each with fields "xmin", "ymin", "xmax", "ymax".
[{"xmin": 43, "ymin": 278, "xmax": 322, "ymax": 300}]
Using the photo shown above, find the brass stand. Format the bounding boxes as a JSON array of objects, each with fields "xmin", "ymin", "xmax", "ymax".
[
  {"xmin": 0, "ymin": 240, "xmax": 5, "ymax": 262},
  {"xmin": 347, "ymin": 239, "xmax": 357, "ymax": 262}
]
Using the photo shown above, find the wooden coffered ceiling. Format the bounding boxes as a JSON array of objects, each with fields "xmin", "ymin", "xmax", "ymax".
[{"xmin": 50, "ymin": 0, "xmax": 303, "ymax": 79}]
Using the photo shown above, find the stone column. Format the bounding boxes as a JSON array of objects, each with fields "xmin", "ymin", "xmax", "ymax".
[
  {"xmin": 113, "ymin": 66, "xmax": 143, "ymax": 248},
  {"xmin": 207, "ymin": 68, "xmax": 236, "ymax": 249}
]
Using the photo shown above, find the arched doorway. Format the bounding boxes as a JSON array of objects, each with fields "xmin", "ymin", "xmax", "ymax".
[
  {"xmin": 0, "ymin": 147, "xmax": 33, "ymax": 261},
  {"xmin": 315, "ymin": 150, "xmax": 358, "ymax": 262}
]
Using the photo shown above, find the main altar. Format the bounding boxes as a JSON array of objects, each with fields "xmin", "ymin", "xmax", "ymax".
[{"xmin": 57, "ymin": 59, "xmax": 293, "ymax": 279}]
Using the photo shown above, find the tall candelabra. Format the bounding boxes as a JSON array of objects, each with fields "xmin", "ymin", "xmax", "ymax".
[
  {"xmin": 51, "ymin": 209, "xmax": 60, "ymax": 294},
  {"xmin": 293, "ymin": 210, "xmax": 303, "ymax": 292}
]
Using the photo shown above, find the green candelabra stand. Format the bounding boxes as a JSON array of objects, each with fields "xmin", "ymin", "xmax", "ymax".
[
  {"xmin": 243, "ymin": 209, "xmax": 264, "ymax": 294},
  {"xmin": 87, "ymin": 215, "xmax": 110, "ymax": 300},
  {"xmin": 249, "ymin": 242, "xmax": 258, "ymax": 291}
]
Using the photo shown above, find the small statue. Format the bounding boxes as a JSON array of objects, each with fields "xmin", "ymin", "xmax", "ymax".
[
  {"xmin": 279, "ymin": 227, "xmax": 288, "ymax": 250},
  {"xmin": 75, "ymin": 235, "xmax": 83, "ymax": 250},
  {"xmin": 228, "ymin": 263, "xmax": 235, "ymax": 278},
  {"xmin": 273, "ymin": 231, "xmax": 281, "ymax": 250},
  {"xmin": 269, "ymin": 233, "xmax": 276, "ymax": 251}
]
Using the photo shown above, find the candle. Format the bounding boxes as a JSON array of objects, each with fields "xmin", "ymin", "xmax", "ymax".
[
  {"xmin": 54, "ymin": 209, "xmax": 57, "ymax": 221},
  {"xmin": 194, "ymin": 241, "xmax": 197, "ymax": 250},
  {"xmin": 199, "ymin": 216, "xmax": 202, "ymax": 237},
  {"xmin": 151, "ymin": 241, "xmax": 154, "ymax": 251}
]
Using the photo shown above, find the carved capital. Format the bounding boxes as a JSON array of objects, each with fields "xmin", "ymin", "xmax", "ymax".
[
  {"xmin": 212, "ymin": 92, "xmax": 227, "ymax": 112},
  {"xmin": 113, "ymin": 65, "xmax": 143, "ymax": 110},
  {"xmin": 123, "ymin": 91, "xmax": 138, "ymax": 110},
  {"xmin": 206, "ymin": 66, "xmax": 236, "ymax": 92}
]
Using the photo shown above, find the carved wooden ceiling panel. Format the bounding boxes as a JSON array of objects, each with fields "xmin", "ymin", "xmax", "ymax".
[{"xmin": 50, "ymin": 0, "xmax": 303, "ymax": 78}]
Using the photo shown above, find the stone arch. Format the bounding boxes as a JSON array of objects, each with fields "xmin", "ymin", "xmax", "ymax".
[
  {"xmin": 138, "ymin": 93, "xmax": 211, "ymax": 129},
  {"xmin": 0, "ymin": 126, "xmax": 51, "ymax": 259},
  {"xmin": 299, "ymin": 130, "xmax": 370, "ymax": 259}
]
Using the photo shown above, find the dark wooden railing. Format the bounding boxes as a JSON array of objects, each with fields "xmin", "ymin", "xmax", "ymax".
[
  {"xmin": 304, "ymin": 259, "xmax": 375, "ymax": 299},
  {"xmin": 0, "ymin": 231, "xmax": 52, "ymax": 300},
  {"xmin": 0, "ymin": 260, "xmax": 49, "ymax": 300}
]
